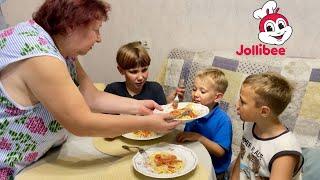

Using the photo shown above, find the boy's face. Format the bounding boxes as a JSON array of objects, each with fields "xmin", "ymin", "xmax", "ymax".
[
  {"xmin": 119, "ymin": 66, "xmax": 149, "ymax": 93},
  {"xmin": 191, "ymin": 77, "xmax": 222, "ymax": 110},
  {"xmin": 236, "ymin": 85, "xmax": 261, "ymax": 122}
]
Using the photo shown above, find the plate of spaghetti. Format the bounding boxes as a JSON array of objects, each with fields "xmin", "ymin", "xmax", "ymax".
[
  {"xmin": 132, "ymin": 144, "xmax": 198, "ymax": 178},
  {"xmin": 122, "ymin": 130, "xmax": 165, "ymax": 140},
  {"xmin": 154, "ymin": 102, "xmax": 209, "ymax": 123}
]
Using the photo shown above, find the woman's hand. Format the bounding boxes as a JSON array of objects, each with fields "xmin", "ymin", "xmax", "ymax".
[
  {"xmin": 176, "ymin": 132, "xmax": 202, "ymax": 142},
  {"xmin": 145, "ymin": 113, "xmax": 181, "ymax": 134},
  {"xmin": 134, "ymin": 100, "xmax": 163, "ymax": 115}
]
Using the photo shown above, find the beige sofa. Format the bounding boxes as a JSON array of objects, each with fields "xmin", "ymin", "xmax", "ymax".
[{"xmin": 156, "ymin": 48, "xmax": 320, "ymax": 178}]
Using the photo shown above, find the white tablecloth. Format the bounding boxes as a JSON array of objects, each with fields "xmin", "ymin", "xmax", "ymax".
[
  {"xmin": 63, "ymin": 134, "xmax": 216, "ymax": 180},
  {"xmin": 18, "ymin": 131, "xmax": 216, "ymax": 180}
]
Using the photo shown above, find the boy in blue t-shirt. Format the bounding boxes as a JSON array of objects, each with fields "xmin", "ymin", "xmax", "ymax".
[{"xmin": 176, "ymin": 68, "xmax": 232, "ymax": 180}]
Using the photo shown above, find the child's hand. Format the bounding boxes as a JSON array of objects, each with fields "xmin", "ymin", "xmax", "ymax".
[
  {"xmin": 167, "ymin": 87, "xmax": 185, "ymax": 103},
  {"xmin": 176, "ymin": 132, "xmax": 202, "ymax": 142},
  {"xmin": 176, "ymin": 87, "xmax": 185, "ymax": 101}
]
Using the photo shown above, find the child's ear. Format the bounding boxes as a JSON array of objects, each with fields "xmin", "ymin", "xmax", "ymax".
[
  {"xmin": 214, "ymin": 92, "xmax": 224, "ymax": 102},
  {"xmin": 117, "ymin": 66, "xmax": 125, "ymax": 75},
  {"xmin": 260, "ymin": 106, "xmax": 271, "ymax": 117}
]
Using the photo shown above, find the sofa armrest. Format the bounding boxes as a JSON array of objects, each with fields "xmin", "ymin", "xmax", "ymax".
[{"xmin": 302, "ymin": 148, "xmax": 320, "ymax": 179}]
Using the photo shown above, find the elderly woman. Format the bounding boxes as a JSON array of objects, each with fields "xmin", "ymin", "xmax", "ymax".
[{"xmin": 0, "ymin": 0, "xmax": 179, "ymax": 178}]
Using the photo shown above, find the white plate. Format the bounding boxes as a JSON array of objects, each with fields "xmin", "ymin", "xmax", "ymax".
[
  {"xmin": 132, "ymin": 144, "xmax": 198, "ymax": 178},
  {"xmin": 153, "ymin": 102, "xmax": 210, "ymax": 123},
  {"xmin": 122, "ymin": 131, "xmax": 165, "ymax": 140}
]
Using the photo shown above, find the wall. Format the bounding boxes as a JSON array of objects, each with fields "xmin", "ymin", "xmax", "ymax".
[{"xmin": 2, "ymin": 0, "xmax": 320, "ymax": 83}]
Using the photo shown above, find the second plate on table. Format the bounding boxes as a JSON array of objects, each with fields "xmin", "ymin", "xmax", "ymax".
[{"xmin": 122, "ymin": 130, "xmax": 165, "ymax": 140}]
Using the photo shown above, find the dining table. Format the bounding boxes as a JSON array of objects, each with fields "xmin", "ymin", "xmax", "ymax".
[{"xmin": 16, "ymin": 125, "xmax": 216, "ymax": 180}]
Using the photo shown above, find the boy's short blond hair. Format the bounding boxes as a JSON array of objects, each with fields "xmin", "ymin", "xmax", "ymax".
[
  {"xmin": 242, "ymin": 72, "xmax": 293, "ymax": 115},
  {"xmin": 195, "ymin": 68, "xmax": 228, "ymax": 93},
  {"xmin": 116, "ymin": 41, "xmax": 151, "ymax": 70}
]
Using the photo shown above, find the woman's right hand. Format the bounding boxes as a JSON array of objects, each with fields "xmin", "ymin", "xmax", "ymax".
[
  {"xmin": 145, "ymin": 113, "xmax": 181, "ymax": 134},
  {"xmin": 131, "ymin": 99, "xmax": 163, "ymax": 116}
]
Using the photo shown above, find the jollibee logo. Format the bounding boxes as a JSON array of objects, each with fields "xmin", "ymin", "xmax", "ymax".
[
  {"xmin": 254, "ymin": 1, "xmax": 292, "ymax": 45},
  {"xmin": 236, "ymin": 1, "xmax": 290, "ymax": 56}
]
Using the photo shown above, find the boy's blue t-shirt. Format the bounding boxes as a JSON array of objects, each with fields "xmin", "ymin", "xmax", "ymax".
[{"xmin": 184, "ymin": 105, "xmax": 232, "ymax": 174}]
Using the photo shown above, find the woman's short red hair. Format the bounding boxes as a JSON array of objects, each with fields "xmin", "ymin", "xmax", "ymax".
[{"xmin": 33, "ymin": 0, "xmax": 111, "ymax": 36}]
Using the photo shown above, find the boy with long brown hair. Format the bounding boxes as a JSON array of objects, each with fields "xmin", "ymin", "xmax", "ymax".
[{"xmin": 105, "ymin": 41, "xmax": 184, "ymax": 104}]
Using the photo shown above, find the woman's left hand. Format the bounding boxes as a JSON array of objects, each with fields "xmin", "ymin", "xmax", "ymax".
[
  {"xmin": 176, "ymin": 132, "xmax": 202, "ymax": 142},
  {"xmin": 135, "ymin": 100, "xmax": 163, "ymax": 115}
]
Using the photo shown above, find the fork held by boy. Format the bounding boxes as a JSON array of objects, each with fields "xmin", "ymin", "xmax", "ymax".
[{"xmin": 172, "ymin": 79, "xmax": 185, "ymax": 109}]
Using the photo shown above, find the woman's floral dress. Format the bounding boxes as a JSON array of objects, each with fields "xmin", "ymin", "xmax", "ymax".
[{"xmin": 0, "ymin": 20, "xmax": 78, "ymax": 179}]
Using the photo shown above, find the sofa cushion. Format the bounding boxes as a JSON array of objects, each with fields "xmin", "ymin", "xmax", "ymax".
[
  {"xmin": 302, "ymin": 148, "xmax": 320, "ymax": 179},
  {"xmin": 159, "ymin": 48, "xmax": 320, "ymax": 154}
]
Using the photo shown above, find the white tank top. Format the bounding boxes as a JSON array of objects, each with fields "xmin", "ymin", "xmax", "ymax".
[{"xmin": 240, "ymin": 123, "xmax": 304, "ymax": 180}]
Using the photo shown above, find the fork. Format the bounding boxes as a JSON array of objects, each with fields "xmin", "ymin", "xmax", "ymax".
[{"xmin": 122, "ymin": 145, "xmax": 148, "ymax": 161}]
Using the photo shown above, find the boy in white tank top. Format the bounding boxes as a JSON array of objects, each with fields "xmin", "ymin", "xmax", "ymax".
[{"xmin": 231, "ymin": 72, "xmax": 303, "ymax": 180}]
